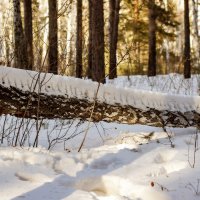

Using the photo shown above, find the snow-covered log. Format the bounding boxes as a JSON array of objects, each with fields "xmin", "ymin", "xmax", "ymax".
[
  {"xmin": 0, "ymin": 66, "xmax": 200, "ymax": 128},
  {"xmin": 0, "ymin": 83, "xmax": 199, "ymax": 128}
]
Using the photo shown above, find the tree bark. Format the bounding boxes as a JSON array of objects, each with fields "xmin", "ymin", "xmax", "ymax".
[
  {"xmin": 24, "ymin": 0, "xmax": 33, "ymax": 70},
  {"xmin": 13, "ymin": 0, "xmax": 28, "ymax": 69},
  {"xmin": 48, "ymin": 0, "xmax": 58, "ymax": 74},
  {"xmin": 109, "ymin": 0, "xmax": 120, "ymax": 79},
  {"xmin": 76, "ymin": 0, "xmax": 82, "ymax": 78},
  {"xmin": 5, "ymin": 28, "xmax": 11, "ymax": 66},
  {"xmin": 184, "ymin": 0, "xmax": 191, "ymax": 79},
  {"xmin": 148, "ymin": 0, "xmax": 157, "ymax": 77},
  {"xmin": 91, "ymin": 0, "xmax": 105, "ymax": 83},
  {"xmin": 192, "ymin": 0, "xmax": 200, "ymax": 68},
  {"xmin": 0, "ymin": 84, "xmax": 199, "ymax": 129},
  {"xmin": 88, "ymin": 0, "xmax": 93, "ymax": 79}
]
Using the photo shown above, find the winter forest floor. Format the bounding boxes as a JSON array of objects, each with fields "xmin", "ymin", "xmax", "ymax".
[{"xmin": 0, "ymin": 66, "xmax": 200, "ymax": 200}]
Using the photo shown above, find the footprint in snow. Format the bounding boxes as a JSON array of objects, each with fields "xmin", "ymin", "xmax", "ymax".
[
  {"xmin": 154, "ymin": 150, "xmax": 177, "ymax": 164},
  {"xmin": 15, "ymin": 171, "xmax": 52, "ymax": 183},
  {"xmin": 90, "ymin": 157, "xmax": 121, "ymax": 170},
  {"xmin": 73, "ymin": 175, "xmax": 135, "ymax": 197}
]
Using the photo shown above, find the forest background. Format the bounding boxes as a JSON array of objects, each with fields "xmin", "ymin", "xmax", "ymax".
[{"xmin": 0, "ymin": 0, "xmax": 199, "ymax": 83}]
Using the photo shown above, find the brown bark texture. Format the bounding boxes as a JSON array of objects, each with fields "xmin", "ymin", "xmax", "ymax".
[
  {"xmin": 13, "ymin": 0, "xmax": 28, "ymax": 69},
  {"xmin": 24, "ymin": 0, "xmax": 33, "ymax": 70},
  {"xmin": 184, "ymin": 0, "xmax": 191, "ymax": 79},
  {"xmin": 88, "ymin": 0, "xmax": 93, "ymax": 79},
  {"xmin": 76, "ymin": 0, "xmax": 83, "ymax": 78},
  {"xmin": 48, "ymin": 0, "xmax": 58, "ymax": 74},
  {"xmin": 109, "ymin": 0, "xmax": 120, "ymax": 79},
  {"xmin": 91, "ymin": 0, "xmax": 105, "ymax": 83},
  {"xmin": 0, "ymin": 84, "xmax": 199, "ymax": 129},
  {"xmin": 148, "ymin": 0, "xmax": 157, "ymax": 77}
]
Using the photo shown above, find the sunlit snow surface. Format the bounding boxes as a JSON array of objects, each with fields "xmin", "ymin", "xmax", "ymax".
[
  {"xmin": 0, "ymin": 127, "xmax": 199, "ymax": 200},
  {"xmin": 0, "ymin": 66, "xmax": 200, "ymax": 200}
]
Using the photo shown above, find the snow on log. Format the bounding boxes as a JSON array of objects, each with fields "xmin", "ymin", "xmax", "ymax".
[{"xmin": 0, "ymin": 66, "xmax": 200, "ymax": 128}]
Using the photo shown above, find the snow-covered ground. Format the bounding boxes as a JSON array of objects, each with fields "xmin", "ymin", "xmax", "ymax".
[
  {"xmin": 108, "ymin": 74, "xmax": 200, "ymax": 95},
  {"xmin": 0, "ymin": 126, "xmax": 199, "ymax": 200},
  {"xmin": 0, "ymin": 66, "xmax": 200, "ymax": 200}
]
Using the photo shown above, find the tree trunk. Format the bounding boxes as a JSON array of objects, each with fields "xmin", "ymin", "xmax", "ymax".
[
  {"xmin": 33, "ymin": 0, "xmax": 44, "ymax": 71},
  {"xmin": 192, "ymin": 0, "xmax": 200, "ymax": 70},
  {"xmin": 48, "ymin": 0, "xmax": 58, "ymax": 74},
  {"xmin": 184, "ymin": 0, "xmax": 191, "ymax": 79},
  {"xmin": 88, "ymin": 0, "xmax": 93, "ymax": 79},
  {"xmin": 0, "ymin": 83, "xmax": 199, "ymax": 129},
  {"xmin": 76, "ymin": 0, "xmax": 82, "ymax": 78},
  {"xmin": 13, "ymin": 0, "xmax": 28, "ymax": 69},
  {"xmin": 5, "ymin": 28, "xmax": 11, "ymax": 66},
  {"xmin": 133, "ymin": 0, "xmax": 142, "ymax": 74},
  {"xmin": 24, "ymin": 0, "xmax": 33, "ymax": 70},
  {"xmin": 109, "ymin": 0, "xmax": 120, "ymax": 79},
  {"xmin": 66, "ymin": 1, "xmax": 76, "ymax": 76},
  {"xmin": 148, "ymin": 0, "xmax": 157, "ymax": 77},
  {"xmin": 91, "ymin": 0, "xmax": 105, "ymax": 83}
]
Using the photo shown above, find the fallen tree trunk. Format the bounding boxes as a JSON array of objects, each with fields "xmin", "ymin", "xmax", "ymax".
[{"xmin": 0, "ymin": 84, "xmax": 199, "ymax": 128}]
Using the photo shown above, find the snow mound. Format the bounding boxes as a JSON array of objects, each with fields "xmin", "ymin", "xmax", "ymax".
[
  {"xmin": 74, "ymin": 175, "xmax": 134, "ymax": 196},
  {"xmin": 74, "ymin": 175, "xmax": 171, "ymax": 200},
  {"xmin": 154, "ymin": 150, "xmax": 177, "ymax": 164},
  {"xmin": 15, "ymin": 171, "xmax": 52, "ymax": 182}
]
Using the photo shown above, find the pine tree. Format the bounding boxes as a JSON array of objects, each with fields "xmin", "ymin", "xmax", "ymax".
[
  {"xmin": 91, "ymin": 0, "xmax": 105, "ymax": 83},
  {"xmin": 48, "ymin": 0, "xmax": 58, "ymax": 74},
  {"xmin": 76, "ymin": 0, "xmax": 82, "ymax": 78},
  {"xmin": 13, "ymin": 0, "xmax": 28, "ymax": 69},
  {"xmin": 109, "ymin": 0, "xmax": 120, "ymax": 79},
  {"xmin": 192, "ymin": 0, "xmax": 200, "ymax": 70},
  {"xmin": 88, "ymin": 0, "xmax": 93, "ymax": 79},
  {"xmin": 148, "ymin": 0, "xmax": 157, "ymax": 76},
  {"xmin": 24, "ymin": 0, "xmax": 33, "ymax": 70},
  {"xmin": 184, "ymin": 0, "xmax": 191, "ymax": 78}
]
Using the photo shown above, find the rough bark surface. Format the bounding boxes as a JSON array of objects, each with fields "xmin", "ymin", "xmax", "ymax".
[
  {"xmin": 148, "ymin": 0, "xmax": 157, "ymax": 77},
  {"xmin": 13, "ymin": 0, "xmax": 28, "ymax": 69},
  {"xmin": 0, "ymin": 84, "xmax": 199, "ymax": 128},
  {"xmin": 88, "ymin": 0, "xmax": 93, "ymax": 79},
  {"xmin": 192, "ymin": 0, "xmax": 200, "ymax": 67},
  {"xmin": 48, "ymin": 0, "xmax": 58, "ymax": 74},
  {"xmin": 109, "ymin": 0, "xmax": 120, "ymax": 79},
  {"xmin": 91, "ymin": 0, "xmax": 105, "ymax": 83},
  {"xmin": 76, "ymin": 0, "xmax": 83, "ymax": 78},
  {"xmin": 24, "ymin": 0, "xmax": 33, "ymax": 70},
  {"xmin": 184, "ymin": 0, "xmax": 191, "ymax": 79}
]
